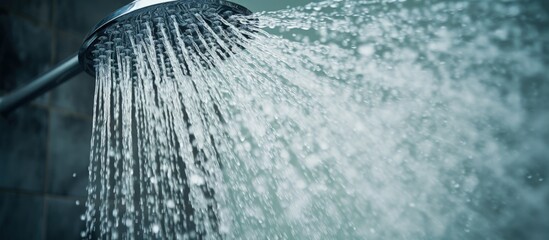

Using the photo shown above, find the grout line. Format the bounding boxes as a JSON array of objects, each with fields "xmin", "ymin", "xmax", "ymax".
[
  {"xmin": 29, "ymin": 102, "xmax": 50, "ymax": 109},
  {"xmin": 49, "ymin": 106, "xmax": 93, "ymax": 121},
  {"xmin": 41, "ymin": 56, "xmax": 50, "ymax": 240},
  {"xmin": 1, "ymin": 99, "xmax": 93, "ymax": 121},
  {"xmin": 42, "ymin": 89, "xmax": 51, "ymax": 240},
  {"xmin": 0, "ymin": 187, "xmax": 86, "ymax": 201},
  {"xmin": 43, "ymin": 108, "xmax": 52, "ymax": 194},
  {"xmin": 30, "ymin": 102, "xmax": 94, "ymax": 121},
  {"xmin": 41, "ymin": 1, "xmax": 56, "ymax": 239},
  {"xmin": 25, "ymin": 101, "xmax": 94, "ymax": 124},
  {"xmin": 50, "ymin": 0, "xmax": 57, "ymax": 68}
]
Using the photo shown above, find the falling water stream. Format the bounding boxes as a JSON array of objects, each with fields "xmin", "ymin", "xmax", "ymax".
[{"xmin": 84, "ymin": 0, "xmax": 548, "ymax": 239}]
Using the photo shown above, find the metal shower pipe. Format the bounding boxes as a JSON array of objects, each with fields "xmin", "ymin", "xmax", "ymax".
[{"xmin": 0, "ymin": 55, "xmax": 81, "ymax": 115}]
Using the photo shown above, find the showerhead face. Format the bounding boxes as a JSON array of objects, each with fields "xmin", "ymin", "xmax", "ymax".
[{"xmin": 78, "ymin": 0, "xmax": 253, "ymax": 76}]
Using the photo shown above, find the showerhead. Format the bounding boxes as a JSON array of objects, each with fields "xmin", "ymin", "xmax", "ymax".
[{"xmin": 78, "ymin": 0, "xmax": 253, "ymax": 76}]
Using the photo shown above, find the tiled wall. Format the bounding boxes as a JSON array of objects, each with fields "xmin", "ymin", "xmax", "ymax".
[{"xmin": 0, "ymin": 0, "xmax": 130, "ymax": 239}]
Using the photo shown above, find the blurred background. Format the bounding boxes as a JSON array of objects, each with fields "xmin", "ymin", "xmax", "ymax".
[{"xmin": 0, "ymin": 0, "xmax": 315, "ymax": 239}]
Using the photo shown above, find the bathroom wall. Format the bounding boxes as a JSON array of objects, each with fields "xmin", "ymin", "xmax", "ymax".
[{"xmin": 0, "ymin": 0, "xmax": 131, "ymax": 239}]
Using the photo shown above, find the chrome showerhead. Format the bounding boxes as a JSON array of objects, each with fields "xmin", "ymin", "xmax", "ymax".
[{"xmin": 78, "ymin": 0, "xmax": 254, "ymax": 76}]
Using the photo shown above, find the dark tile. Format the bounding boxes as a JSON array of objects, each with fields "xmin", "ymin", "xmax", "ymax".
[
  {"xmin": 0, "ymin": 106, "xmax": 48, "ymax": 192},
  {"xmin": 50, "ymin": 33, "xmax": 96, "ymax": 116},
  {"xmin": 47, "ymin": 112, "xmax": 92, "ymax": 197},
  {"xmin": 44, "ymin": 197, "xmax": 86, "ymax": 240},
  {"xmin": 54, "ymin": 0, "xmax": 131, "ymax": 36},
  {"xmin": 0, "ymin": 0, "xmax": 51, "ymax": 25},
  {"xmin": 55, "ymin": 31, "xmax": 81, "ymax": 62},
  {"xmin": 50, "ymin": 73, "xmax": 95, "ymax": 116},
  {"xmin": 0, "ymin": 192, "xmax": 44, "ymax": 240},
  {"xmin": 520, "ymin": 74, "xmax": 549, "ymax": 113},
  {"xmin": 0, "ymin": 15, "xmax": 52, "ymax": 104}
]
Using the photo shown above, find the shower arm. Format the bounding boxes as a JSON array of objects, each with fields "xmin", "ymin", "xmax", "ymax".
[{"xmin": 0, "ymin": 54, "xmax": 82, "ymax": 115}]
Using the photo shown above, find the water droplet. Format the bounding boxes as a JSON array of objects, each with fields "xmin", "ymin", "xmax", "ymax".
[
  {"xmin": 151, "ymin": 224, "xmax": 160, "ymax": 233},
  {"xmin": 280, "ymin": 150, "xmax": 291, "ymax": 160},
  {"xmin": 358, "ymin": 44, "xmax": 375, "ymax": 57},
  {"xmin": 72, "ymin": 173, "xmax": 77, "ymax": 178},
  {"xmin": 190, "ymin": 174, "xmax": 205, "ymax": 185},
  {"xmin": 166, "ymin": 199, "xmax": 175, "ymax": 208},
  {"xmin": 304, "ymin": 154, "xmax": 321, "ymax": 168},
  {"xmin": 75, "ymin": 200, "xmax": 80, "ymax": 206}
]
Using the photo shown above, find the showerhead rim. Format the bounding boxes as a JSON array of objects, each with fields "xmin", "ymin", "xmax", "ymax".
[{"xmin": 78, "ymin": 0, "xmax": 253, "ymax": 76}]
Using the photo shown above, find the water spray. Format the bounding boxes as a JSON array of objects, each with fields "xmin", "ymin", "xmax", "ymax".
[{"xmin": 2, "ymin": 0, "xmax": 547, "ymax": 239}]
